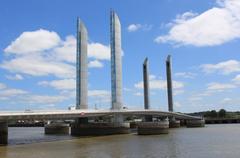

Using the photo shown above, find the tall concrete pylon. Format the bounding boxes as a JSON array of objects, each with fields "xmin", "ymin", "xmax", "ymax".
[
  {"xmin": 76, "ymin": 18, "xmax": 88, "ymax": 109},
  {"xmin": 143, "ymin": 58, "xmax": 150, "ymax": 109},
  {"xmin": 166, "ymin": 55, "xmax": 173, "ymax": 112},
  {"xmin": 110, "ymin": 10, "xmax": 123, "ymax": 110}
]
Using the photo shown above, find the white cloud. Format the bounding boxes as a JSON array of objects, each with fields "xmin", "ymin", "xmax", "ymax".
[
  {"xmin": 173, "ymin": 89, "xmax": 185, "ymax": 96},
  {"xmin": 21, "ymin": 95, "xmax": 66, "ymax": 105},
  {"xmin": 88, "ymin": 60, "xmax": 104, "ymax": 68},
  {"xmin": 134, "ymin": 92, "xmax": 143, "ymax": 96},
  {"xmin": 4, "ymin": 29, "xmax": 61, "ymax": 54},
  {"xmin": 0, "ymin": 88, "xmax": 28, "ymax": 97},
  {"xmin": 38, "ymin": 79, "xmax": 75, "ymax": 90},
  {"xmin": 0, "ymin": 83, "xmax": 28, "ymax": 100},
  {"xmin": 127, "ymin": 24, "xmax": 142, "ymax": 32},
  {"xmin": 5, "ymin": 74, "xmax": 23, "ymax": 80},
  {"xmin": 88, "ymin": 90, "xmax": 111, "ymax": 103},
  {"xmin": 1, "ymin": 54, "xmax": 75, "ymax": 78},
  {"xmin": 221, "ymin": 97, "xmax": 232, "ymax": 103},
  {"xmin": 134, "ymin": 79, "xmax": 184, "ymax": 90},
  {"xmin": 0, "ymin": 83, "xmax": 71, "ymax": 107},
  {"xmin": 207, "ymin": 82, "xmax": 236, "ymax": 90},
  {"xmin": 189, "ymin": 96, "xmax": 203, "ymax": 101},
  {"xmin": 88, "ymin": 90, "xmax": 110, "ymax": 97},
  {"xmin": 88, "ymin": 43, "xmax": 110, "ymax": 60},
  {"xmin": 174, "ymin": 72, "xmax": 196, "ymax": 79},
  {"xmin": 174, "ymin": 102, "xmax": 182, "ymax": 108},
  {"xmin": 232, "ymin": 74, "xmax": 240, "ymax": 84},
  {"xmin": 155, "ymin": 0, "xmax": 240, "ymax": 46},
  {"xmin": 123, "ymin": 87, "xmax": 132, "ymax": 92},
  {"xmin": 0, "ymin": 83, "xmax": 7, "ymax": 90},
  {"xmin": 200, "ymin": 60, "xmax": 240, "ymax": 75},
  {"xmin": 53, "ymin": 35, "xmax": 76, "ymax": 63},
  {"xmin": 127, "ymin": 24, "xmax": 153, "ymax": 32},
  {"xmin": 53, "ymin": 36, "xmax": 111, "ymax": 63},
  {"xmin": 1, "ymin": 29, "xmax": 111, "ymax": 80},
  {"xmin": 149, "ymin": 75, "xmax": 156, "ymax": 80}
]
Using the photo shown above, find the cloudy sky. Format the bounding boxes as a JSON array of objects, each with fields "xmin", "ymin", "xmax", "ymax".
[{"xmin": 0, "ymin": 0, "xmax": 240, "ymax": 112}]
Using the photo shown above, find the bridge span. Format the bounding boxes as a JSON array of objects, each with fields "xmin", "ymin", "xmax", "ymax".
[
  {"xmin": 0, "ymin": 109, "xmax": 205, "ymax": 145},
  {"xmin": 0, "ymin": 109, "xmax": 201, "ymax": 121}
]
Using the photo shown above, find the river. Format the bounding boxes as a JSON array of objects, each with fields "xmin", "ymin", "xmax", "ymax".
[{"xmin": 0, "ymin": 124, "xmax": 239, "ymax": 158}]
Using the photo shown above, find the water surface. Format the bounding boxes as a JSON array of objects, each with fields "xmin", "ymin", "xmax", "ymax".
[{"xmin": 0, "ymin": 124, "xmax": 239, "ymax": 158}]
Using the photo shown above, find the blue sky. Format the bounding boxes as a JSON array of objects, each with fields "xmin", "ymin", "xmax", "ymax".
[{"xmin": 0, "ymin": 0, "xmax": 240, "ymax": 112}]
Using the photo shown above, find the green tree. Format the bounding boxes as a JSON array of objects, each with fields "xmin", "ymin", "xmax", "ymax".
[
  {"xmin": 204, "ymin": 110, "xmax": 218, "ymax": 118},
  {"xmin": 210, "ymin": 110, "xmax": 218, "ymax": 118},
  {"xmin": 218, "ymin": 109, "xmax": 226, "ymax": 118}
]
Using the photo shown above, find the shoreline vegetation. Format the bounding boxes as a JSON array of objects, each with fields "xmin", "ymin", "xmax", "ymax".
[{"xmin": 188, "ymin": 109, "xmax": 240, "ymax": 124}]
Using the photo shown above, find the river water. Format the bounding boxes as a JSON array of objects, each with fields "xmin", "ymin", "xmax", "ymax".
[{"xmin": 0, "ymin": 124, "xmax": 239, "ymax": 158}]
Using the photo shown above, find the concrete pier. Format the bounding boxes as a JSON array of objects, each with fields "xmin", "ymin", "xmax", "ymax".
[
  {"xmin": 186, "ymin": 119, "xmax": 205, "ymax": 128},
  {"xmin": 180, "ymin": 120, "xmax": 186, "ymax": 126},
  {"xmin": 169, "ymin": 120, "xmax": 180, "ymax": 128},
  {"xmin": 44, "ymin": 122, "xmax": 69, "ymax": 135},
  {"xmin": 144, "ymin": 115, "xmax": 153, "ymax": 122},
  {"xmin": 130, "ymin": 122, "xmax": 138, "ymax": 128},
  {"xmin": 137, "ymin": 120, "xmax": 169, "ymax": 135},
  {"xmin": 0, "ymin": 122, "xmax": 8, "ymax": 145},
  {"xmin": 71, "ymin": 122, "xmax": 130, "ymax": 136}
]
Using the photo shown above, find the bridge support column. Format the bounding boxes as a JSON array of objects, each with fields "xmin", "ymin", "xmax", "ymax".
[
  {"xmin": 186, "ymin": 119, "xmax": 205, "ymax": 128},
  {"xmin": 0, "ymin": 122, "xmax": 8, "ymax": 145},
  {"xmin": 169, "ymin": 118, "xmax": 180, "ymax": 128},
  {"xmin": 180, "ymin": 120, "xmax": 186, "ymax": 126},
  {"xmin": 144, "ymin": 115, "xmax": 153, "ymax": 122},
  {"xmin": 44, "ymin": 122, "xmax": 69, "ymax": 135},
  {"xmin": 137, "ymin": 120, "xmax": 169, "ymax": 135}
]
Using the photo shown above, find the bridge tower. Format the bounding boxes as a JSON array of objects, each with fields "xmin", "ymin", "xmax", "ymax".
[
  {"xmin": 166, "ymin": 55, "xmax": 173, "ymax": 112},
  {"xmin": 143, "ymin": 58, "xmax": 150, "ymax": 110},
  {"xmin": 110, "ymin": 10, "xmax": 125, "ymax": 124},
  {"xmin": 143, "ymin": 58, "xmax": 152, "ymax": 122},
  {"xmin": 71, "ymin": 11, "xmax": 130, "ymax": 136},
  {"xmin": 166, "ymin": 55, "xmax": 180, "ymax": 128},
  {"xmin": 76, "ymin": 17, "xmax": 88, "ymax": 110},
  {"xmin": 110, "ymin": 10, "xmax": 123, "ymax": 111}
]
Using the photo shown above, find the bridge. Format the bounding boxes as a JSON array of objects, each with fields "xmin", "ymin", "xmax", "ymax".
[
  {"xmin": 0, "ymin": 11, "xmax": 205, "ymax": 145},
  {"xmin": 0, "ymin": 108, "xmax": 204, "ymax": 145}
]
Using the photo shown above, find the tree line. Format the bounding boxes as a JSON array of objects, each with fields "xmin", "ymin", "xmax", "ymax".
[{"xmin": 204, "ymin": 109, "xmax": 226, "ymax": 118}]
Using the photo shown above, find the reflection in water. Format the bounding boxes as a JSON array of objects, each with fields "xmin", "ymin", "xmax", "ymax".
[{"xmin": 0, "ymin": 125, "xmax": 240, "ymax": 158}]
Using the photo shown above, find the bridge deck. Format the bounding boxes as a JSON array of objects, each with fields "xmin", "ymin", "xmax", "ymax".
[{"xmin": 0, "ymin": 109, "xmax": 201, "ymax": 121}]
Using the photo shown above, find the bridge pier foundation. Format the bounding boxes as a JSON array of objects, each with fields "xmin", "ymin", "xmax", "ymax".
[
  {"xmin": 71, "ymin": 122, "xmax": 130, "ymax": 136},
  {"xmin": 71, "ymin": 117, "xmax": 130, "ymax": 136},
  {"xmin": 44, "ymin": 122, "xmax": 69, "ymax": 135},
  {"xmin": 186, "ymin": 119, "xmax": 205, "ymax": 128},
  {"xmin": 0, "ymin": 122, "xmax": 8, "ymax": 145},
  {"xmin": 144, "ymin": 115, "xmax": 153, "ymax": 122},
  {"xmin": 137, "ymin": 120, "xmax": 169, "ymax": 135},
  {"xmin": 169, "ymin": 119, "xmax": 180, "ymax": 128}
]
